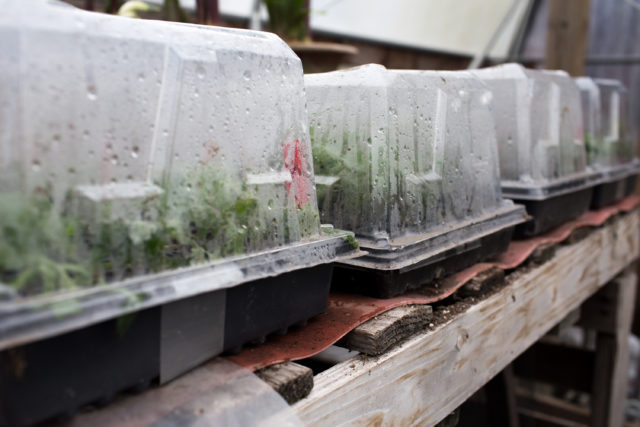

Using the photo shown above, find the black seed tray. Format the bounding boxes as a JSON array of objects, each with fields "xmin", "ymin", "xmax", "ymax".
[
  {"xmin": 591, "ymin": 178, "xmax": 631, "ymax": 209},
  {"xmin": 331, "ymin": 227, "xmax": 514, "ymax": 299},
  {"xmin": 513, "ymin": 187, "xmax": 593, "ymax": 238},
  {"xmin": 625, "ymin": 174, "xmax": 637, "ymax": 197},
  {"xmin": 223, "ymin": 264, "xmax": 332, "ymax": 351},
  {"xmin": 0, "ymin": 264, "xmax": 332, "ymax": 427}
]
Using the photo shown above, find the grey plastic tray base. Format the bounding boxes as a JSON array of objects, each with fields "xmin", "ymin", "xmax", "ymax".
[
  {"xmin": 502, "ymin": 170, "xmax": 599, "ymax": 201},
  {"xmin": 0, "ymin": 231, "xmax": 358, "ymax": 352},
  {"xmin": 590, "ymin": 163, "xmax": 639, "ymax": 209},
  {"xmin": 0, "ymin": 264, "xmax": 332, "ymax": 427},
  {"xmin": 343, "ymin": 203, "xmax": 526, "ymax": 273},
  {"xmin": 331, "ymin": 226, "xmax": 514, "ymax": 298},
  {"xmin": 514, "ymin": 187, "xmax": 593, "ymax": 237},
  {"xmin": 591, "ymin": 177, "xmax": 635, "ymax": 209}
]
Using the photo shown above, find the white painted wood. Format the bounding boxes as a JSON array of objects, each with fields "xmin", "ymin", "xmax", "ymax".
[
  {"xmin": 294, "ymin": 210, "xmax": 640, "ymax": 427},
  {"xmin": 605, "ymin": 270, "xmax": 636, "ymax": 427}
]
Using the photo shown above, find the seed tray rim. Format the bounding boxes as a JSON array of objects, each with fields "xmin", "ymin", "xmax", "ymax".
[
  {"xmin": 340, "ymin": 202, "xmax": 527, "ymax": 272},
  {"xmin": 0, "ymin": 230, "xmax": 361, "ymax": 351},
  {"xmin": 501, "ymin": 169, "xmax": 601, "ymax": 201},
  {"xmin": 592, "ymin": 159, "xmax": 640, "ymax": 185}
]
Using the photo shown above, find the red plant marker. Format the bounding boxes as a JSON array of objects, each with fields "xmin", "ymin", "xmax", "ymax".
[{"xmin": 283, "ymin": 139, "xmax": 311, "ymax": 208}]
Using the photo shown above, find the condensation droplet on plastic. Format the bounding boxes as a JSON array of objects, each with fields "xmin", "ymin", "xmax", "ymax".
[
  {"xmin": 87, "ymin": 84, "xmax": 97, "ymax": 100},
  {"xmin": 196, "ymin": 66, "xmax": 206, "ymax": 79}
]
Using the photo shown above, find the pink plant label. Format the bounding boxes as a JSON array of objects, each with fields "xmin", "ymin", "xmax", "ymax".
[{"xmin": 283, "ymin": 139, "xmax": 311, "ymax": 208}]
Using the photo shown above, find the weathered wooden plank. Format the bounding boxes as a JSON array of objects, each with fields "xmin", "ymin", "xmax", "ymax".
[
  {"xmin": 516, "ymin": 387, "xmax": 590, "ymax": 426},
  {"xmin": 527, "ymin": 242, "xmax": 557, "ymax": 266},
  {"xmin": 338, "ymin": 305, "xmax": 433, "ymax": 356},
  {"xmin": 294, "ymin": 210, "xmax": 640, "ymax": 427},
  {"xmin": 485, "ymin": 364, "xmax": 519, "ymax": 427},
  {"xmin": 590, "ymin": 270, "xmax": 637, "ymax": 427},
  {"xmin": 457, "ymin": 267, "xmax": 505, "ymax": 298},
  {"xmin": 339, "ymin": 267, "xmax": 503, "ymax": 356},
  {"xmin": 514, "ymin": 342, "xmax": 595, "ymax": 393},
  {"xmin": 255, "ymin": 362, "xmax": 314, "ymax": 405},
  {"xmin": 62, "ymin": 358, "xmax": 300, "ymax": 427},
  {"xmin": 545, "ymin": 0, "xmax": 591, "ymax": 76}
]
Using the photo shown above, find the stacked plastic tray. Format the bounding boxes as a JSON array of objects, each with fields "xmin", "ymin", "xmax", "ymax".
[
  {"xmin": 575, "ymin": 77, "xmax": 640, "ymax": 208},
  {"xmin": 306, "ymin": 65, "xmax": 527, "ymax": 298},
  {"xmin": 473, "ymin": 63, "xmax": 600, "ymax": 236},
  {"xmin": 0, "ymin": 1, "xmax": 358, "ymax": 425}
]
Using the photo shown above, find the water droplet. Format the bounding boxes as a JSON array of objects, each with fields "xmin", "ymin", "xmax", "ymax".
[
  {"xmin": 87, "ymin": 85, "xmax": 97, "ymax": 100},
  {"xmin": 131, "ymin": 146, "xmax": 140, "ymax": 158},
  {"xmin": 196, "ymin": 65, "xmax": 206, "ymax": 79},
  {"xmin": 111, "ymin": 154, "xmax": 118, "ymax": 165},
  {"xmin": 480, "ymin": 91, "xmax": 493, "ymax": 105},
  {"xmin": 243, "ymin": 70, "xmax": 251, "ymax": 81},
  {"xmin": 32, "ymin": 159, "xmax": 41, "ymax": 172}
]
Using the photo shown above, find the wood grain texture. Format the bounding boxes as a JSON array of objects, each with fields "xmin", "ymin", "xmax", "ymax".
[
  {"xmin": 609, "ymin": 271, "xmax": 637, "ymax": 427},
  {"xmin": 516, "ymin": 387, "xmax": 591, "ymax": 426},
  {"xmin": 590, "ymin": 270, "xmax": 637, "ymax": 427},
  {"xmin": 294, "ymin": 210, "xmax": 640, "ymax": 427},
  {"xmin": 339, "ymin": 305, "xmax": 433, "ymax": 356},
  {"xmin": 545, "ymin": 0, "xmax": 591, "ymax": 76},
  {"xmin": 255, "ymin": 362, "xmax": 313, "ymax": 405},
  {"xmin": 457, "ymin": 267, "xmax": 505, "ymax": 298}
]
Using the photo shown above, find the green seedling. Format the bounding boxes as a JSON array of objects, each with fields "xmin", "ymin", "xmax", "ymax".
[{"xmin": 1, "ymin": 164, "xmax": 319, "ymax": 298}]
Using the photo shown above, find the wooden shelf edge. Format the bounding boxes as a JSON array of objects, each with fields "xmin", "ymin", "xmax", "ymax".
[{"xmin": 293, "ymin": 210, "xmax": 640, "ymax": 427}]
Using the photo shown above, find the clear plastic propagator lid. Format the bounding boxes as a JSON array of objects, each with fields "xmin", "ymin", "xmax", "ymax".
[
  {"xmin": 580, "ymin": 77, "xmax": 640, "ymax": 181},
  {"xmin": 305, "ymin": 65, "xmax": 527, "ymax": 270},
  {"xmin": 575, "ymin": 77, "xmax": 602, "ymax": 164},
  {"xmin": 473, "ymin": 63, "xmax": 599, "ymax": 200},
  {"xmin": 0, "ymin": 0, "xmax": 358, "ymax": 349}
]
